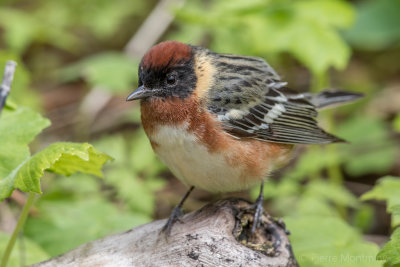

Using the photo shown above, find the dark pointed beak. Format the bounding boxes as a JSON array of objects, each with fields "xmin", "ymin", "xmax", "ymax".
[{"xmin": 126, "ymin": 85, "xmax": 153, "ymax": 101}]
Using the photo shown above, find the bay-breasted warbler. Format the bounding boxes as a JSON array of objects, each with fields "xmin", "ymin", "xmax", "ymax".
[{"xmin": 127, "ymin": 41, "xmax": 362, "ymax": 234}]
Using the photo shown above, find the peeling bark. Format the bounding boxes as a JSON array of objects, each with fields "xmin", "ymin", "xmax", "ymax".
[{"xmin": 33, "ymin": 199, "xmax": 298, "ymax": 267}]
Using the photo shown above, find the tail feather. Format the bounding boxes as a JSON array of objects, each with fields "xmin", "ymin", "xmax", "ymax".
[{"xmin": 306, "ymin": 90, "xmax": 364, "ymax": 109}]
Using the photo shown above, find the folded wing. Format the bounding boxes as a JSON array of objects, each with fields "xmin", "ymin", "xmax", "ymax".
[{"xmin": 207, "ymin": 53, "xmax": 361, "ymax": 144}]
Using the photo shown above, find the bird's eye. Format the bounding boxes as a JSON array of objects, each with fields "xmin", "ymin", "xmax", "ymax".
[{"xmin": 166, "ymin": 73, "xmax": 177, "ymax": 86}]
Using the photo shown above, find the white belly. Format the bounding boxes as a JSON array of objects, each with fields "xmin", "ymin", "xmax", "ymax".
[{"xmin": 149, "ymin": 123, "xmax": 261, "ymax": 192}]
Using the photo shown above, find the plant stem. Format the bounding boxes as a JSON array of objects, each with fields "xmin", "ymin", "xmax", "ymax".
[
  {"xmin": 308, "ymin": 71, "xmax": 329, "ymax": 180},
  {"xmin": 0, "ymin": 193, "xmax": 35, "ymax": 267},
  {"xmin": 0, "ymin": 61, "xmax": 17, "ymax": 115},
  {"xmin": 324, "ymin": 110, "xmax": 347, "ymax": 218},
  {"xmin": 324, "ymin": 110, "xmax": 344, "ymax": 185},
  {"xmin": 311, "ymin": 72, "xmax": 347, "ymax": 217}
]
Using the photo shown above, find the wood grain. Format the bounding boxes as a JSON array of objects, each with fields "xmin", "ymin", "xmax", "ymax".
[{"xmin": 33, "ymin": 199, "xmax": 298, "ymax": 267}]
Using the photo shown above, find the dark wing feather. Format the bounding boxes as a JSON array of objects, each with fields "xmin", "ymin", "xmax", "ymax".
[{"xmin": 207, "ymin": 53, "xmax": 344, "ymax": 144}]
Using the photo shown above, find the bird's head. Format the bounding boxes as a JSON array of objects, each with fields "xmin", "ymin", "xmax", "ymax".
[{"xmin": 126, "ymin": 41, "xmax": 199, "ymax": 102}]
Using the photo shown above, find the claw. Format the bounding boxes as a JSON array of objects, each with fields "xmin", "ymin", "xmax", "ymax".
[
  {"xmin": 161, "ymin": 206, "xmax": 183, "ymax": 236},
  {"xmin": 251, "ymin": 182, "xmax": 264, "ymax": 233},
  {"xmin": 160, "ymin": 186, "xmax": 194, "ymax": 237}
]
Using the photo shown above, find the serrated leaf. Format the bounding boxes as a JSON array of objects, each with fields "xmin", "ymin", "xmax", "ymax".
[
  {"xmin": 361, "ymin": 176, "xmax": 400, "ymax": 227},
  {"xmin": 0, "ymin": 142, "xmax": 112, "ymax": 199},
  {"xmin": 286, "ymin": 215, "xmax": 381, "ymax": 267},
  {"xmin": 0, "ymin": 107, "xmax": 50, "ymax": 180},
  {"xmin": 377, "ymin": 227, "xmax": 400, "ymax": 266}
]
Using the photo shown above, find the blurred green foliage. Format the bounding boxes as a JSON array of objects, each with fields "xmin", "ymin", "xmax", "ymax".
[
  {"xmin": 362, "ymin": 177, "xmax": 400, "ymax": 266},
  {"xmin": 362, "ymin": 177, "xmax": 400, "ymax": 228},
  {"xmin": 0, "ymin": 108, "xmax": 50, "ymax": 191},
  {"xmin": 0, "ymin": 0, "xmax": 149, "ymax": 54},
  {"xmin": 60, "ymin": 53, "xmax": 139, "ymax": 93},
  {"xmin": 174, "ymin": 0, "xmax": 354, "ymax": 76},
  {"xmin": 0, "ymin": 105, "xmax": 112, "ymax": 200},
  {"xmin": 0, "ymin": 54, "xmax": 40, "ymax": 109},
  {"xmin": 285, "ymin": 215, "xmax": 380, "ymax": 267},
  {"xmin": 345, "ymin": 0, "xmax": 400, "ymax": 50},
  {"xmin": 376, "ymin": 227, "xmax": 400, "ymax": 266},
  {"xmin": 0, "ymin": 232, "xmax": 49, "ymax": 266},
  {"xmin": 0, "ymin": 104, "xmax": 112, "ymax": 266},
  {"xmin": 0, "ymin": 0, "xmax": 399, "ymax": 266}
]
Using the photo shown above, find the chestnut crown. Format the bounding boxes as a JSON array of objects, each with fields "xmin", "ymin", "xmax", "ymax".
[{"xmin": 126, "ymin": 41, "xmax": 198, "ymax": 101}]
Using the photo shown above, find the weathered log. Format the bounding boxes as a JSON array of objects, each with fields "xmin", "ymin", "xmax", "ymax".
[{"xmin": 33, "ymin": 199, "xmax": 298, "ymax": 267}]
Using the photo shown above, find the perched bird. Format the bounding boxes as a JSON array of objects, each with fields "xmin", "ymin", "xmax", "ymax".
[{"xmin": 126, "ymin": 41, "xmax": 362, "ymax": 234}]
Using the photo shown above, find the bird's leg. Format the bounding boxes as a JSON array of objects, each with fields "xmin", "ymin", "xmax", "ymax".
[
  {"xmin": 251, "ymin": 182, "xmax": 264, "ymax": 233},
  {"xmin": 161, "ymin": 186, "xmax": 194, "ymax": 236}
]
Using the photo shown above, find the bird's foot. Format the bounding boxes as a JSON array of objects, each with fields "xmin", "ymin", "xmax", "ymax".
[
  {"xmin": 160, "ymin": 186, "xmax": 194, "ymax": 238},
  {"xmin": 161, "ymin": 205, "xmax": 184, "ymax": 237},
  {"xmin": 250, "ymin": 194, "xmax": 264, "ymax": 233}
]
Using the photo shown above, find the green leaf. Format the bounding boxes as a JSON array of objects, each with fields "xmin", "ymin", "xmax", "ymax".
[
  {"xmin": 0, "ymin": 232, "xmax": 49, "ymax": 266},
  {"xmin": 377, "ymin": 227, "xmax": 400, "ymax": 266},
  {"xmin": 0, "ymin": 142, "xmax": 112, "ymax": 199},
  {"xmin": 361, "ymin": 176, "xmax": 400, "ymax": 227},
  {"xmin": 286, "ymin": 215, "xmax": 381, "ymax": 267},
  {"xmin": 0, "ymin": 107, "xmax": 50, "ymax": 180}
]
